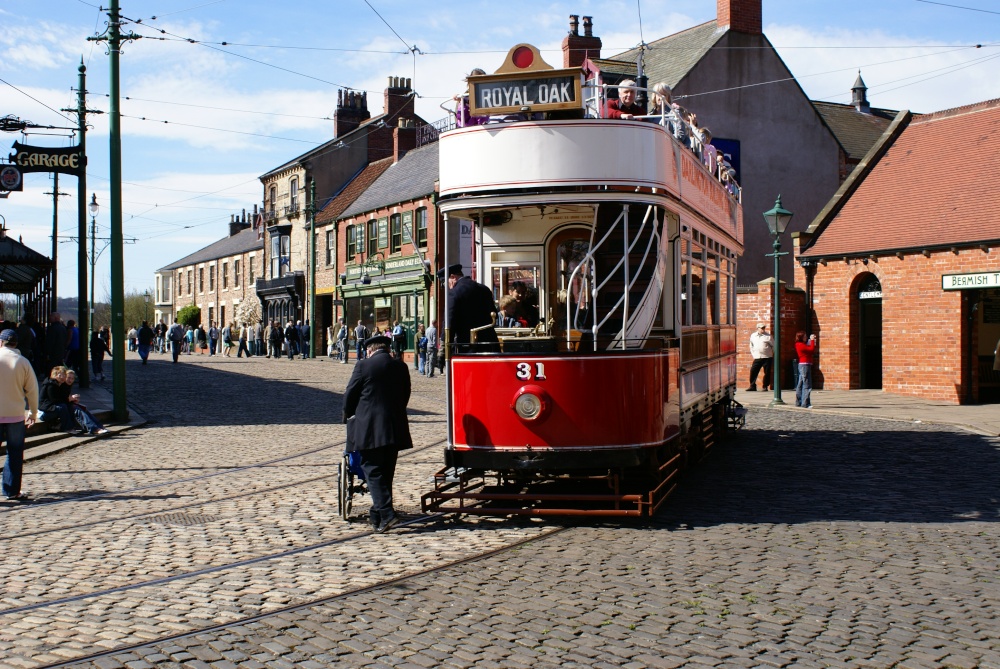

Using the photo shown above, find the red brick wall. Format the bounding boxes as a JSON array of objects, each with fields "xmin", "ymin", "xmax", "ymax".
[
  {"xmin": 792, "ymin": 247, "xmax": 999, "ymax": 404},
  {"xmin": 717, "ymin": 0, "xmax": 762, "ymax": 35},
  {"xmin": 736, "ymin": 279, "xmax": 807, "ymax": 389}
]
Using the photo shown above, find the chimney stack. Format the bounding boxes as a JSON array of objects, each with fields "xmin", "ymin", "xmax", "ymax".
[
  {"xmin": 562, "ymin": 14, "xmax": 602, "ymax": 68},
  {"xmin": 394, "ymin": 118, "xmax": 417, "ymax": 163},
  {"xmin": 334, "ymin": 89, "xmax": 371, "ymax": 138},
  {"xmin": 717, "ymin": 0, "xmax": 762, "ymax": 35},
  {"xmin": 384, "ymin": 76, "xmax": 415, "ymax": 123}
]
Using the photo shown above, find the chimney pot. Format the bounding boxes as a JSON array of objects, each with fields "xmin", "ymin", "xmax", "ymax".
[
  {"xmin": 583, "ymin": 16, "xmax": 593, "ymax": 37},
  {"xmin": 569, "ymin": 14, "xmax": 579, "ymax": 36}
]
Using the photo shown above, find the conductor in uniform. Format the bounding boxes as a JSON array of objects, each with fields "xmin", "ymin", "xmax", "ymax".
[
  {"xmin": 343, "ymin": 334, "xmax": 412, "ymax": 533},
  {"xmin": 443, "ymin": 264, "xmax": 499, "ymax": 348}
]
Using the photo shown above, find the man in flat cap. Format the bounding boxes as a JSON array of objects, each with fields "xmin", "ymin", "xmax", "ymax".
[
  {"xmin": 0, "ymin": 329, "xmax": 39, "ymax": 502},
  {"xmin": 443, "ymin": 264, "xmax": 499, "ymax": 349},
  {"xmin": 342, "ymin": 334, "xmax": 412, "ymax": 533},
  {"xmin": 748, "ymin": 322, "xmax": 774, "ymax": 392}
]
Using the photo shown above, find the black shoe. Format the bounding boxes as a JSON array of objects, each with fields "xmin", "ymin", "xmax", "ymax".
[
  {"xmin": 746, "ymin": 386, "xmax": 757, "ymax": 391},
  {"xmin": 6, "ymin": 493, "xmax": 29, "ymax": 502},
  {"xmin": 377, "ymin": 516, "xmax": 400, "ymax": 533}
]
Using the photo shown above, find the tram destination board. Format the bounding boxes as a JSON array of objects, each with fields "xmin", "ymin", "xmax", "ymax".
[{"xmin": 469, "ymin": 70, "xmax": 582, "ymax": 116}]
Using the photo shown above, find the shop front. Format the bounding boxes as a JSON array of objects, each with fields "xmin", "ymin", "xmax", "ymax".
[{"xmin": 339, "ymin": 253, "xmax": 431, "ymax": 356}]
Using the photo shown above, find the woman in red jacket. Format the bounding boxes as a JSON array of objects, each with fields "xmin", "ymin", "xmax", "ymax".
[{"xmin": 794, "ymin": 331, "xmax": 817, "ymax": 408}]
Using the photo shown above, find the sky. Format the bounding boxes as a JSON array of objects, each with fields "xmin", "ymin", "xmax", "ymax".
[{"xmin": 1, "ymin": 0, "xmax": 998, "ymax": 301}]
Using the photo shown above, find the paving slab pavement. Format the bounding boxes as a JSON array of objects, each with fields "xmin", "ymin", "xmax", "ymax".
[{"xmin": 735, "ymin": 387, "xmax": 1000, "ymax": 436}]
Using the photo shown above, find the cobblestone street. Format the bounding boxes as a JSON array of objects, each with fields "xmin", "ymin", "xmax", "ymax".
[{"xmin": 2, "ymin": 352, "xmax": 999, "ymax": 668}]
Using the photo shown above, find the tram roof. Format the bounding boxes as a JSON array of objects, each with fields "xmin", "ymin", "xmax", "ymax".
[{"xmin": 338, "ymin": 142, "xmax": 438, "ymax": 220}]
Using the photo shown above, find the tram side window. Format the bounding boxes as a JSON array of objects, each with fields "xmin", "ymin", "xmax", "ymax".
[
  {"xmin": 690, "ymin": 264, "xmax": 704, "ymax": 325},
  {"xmin": 706, "ymin": 252, "xmax": 719, "ymax": 326}
]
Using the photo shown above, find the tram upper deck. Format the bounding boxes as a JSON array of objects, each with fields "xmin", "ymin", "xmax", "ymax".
[{"xmin": 438, "ymin": 118, "xmax": 742, "ymax": 248}]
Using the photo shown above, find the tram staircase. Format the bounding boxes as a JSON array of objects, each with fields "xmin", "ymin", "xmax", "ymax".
[{"xmin": 574, "ymin": 204, "xmax": 664, "ymax": 349}]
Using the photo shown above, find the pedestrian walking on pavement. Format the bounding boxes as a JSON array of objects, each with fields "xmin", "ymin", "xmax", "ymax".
[
  {"xmin": 208, "ymin": 322, "xmax": 219, "ymax": 356},
  {"xmin": 167, "ymin": 319, "xmax": 185, "ymax": 363},
  {"xmin": 0, "ymin": 329, "xmax": 39, "ymax": 502},
  {"xmin": 300, "ymin": 320, "xmax": 311, "ymax": 359},
  {"xmin": 425, "ymin": 320, "xmax": 438, "ymax": 377},
  {"xmin": 354, "ymin": 320, "xmax": 370, "ymax": 362},
  {"xmin": 268, "ymin": 320, "xmax": 284, "ymax": 359},
  {"xmin": 89, "ymin": 330, "xmax": 111, "ymax": 381},
  {"xmin": 137, "ymin": 321, "xmax": 155, "ymax": 365},
  {"xmin": 284, "ymin": 321, "xmax": 300, "ymax": 360},
  {"xmin": 237, "ymin": 323, "xmax": 251, "ymax": 358},
  {"xmin": 337, "ymin": 319, "xmax": 349, "ymax": 363},
  {"xmin": 343, "ymin": 335, "xmax": 412, "ymax": 533},
  {"xmin": 747, "ymin": 322, "xmax": 774, "ymax": 391}
]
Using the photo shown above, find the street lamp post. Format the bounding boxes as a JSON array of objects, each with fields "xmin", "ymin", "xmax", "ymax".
[
  {"xmin": 144, "ymin": 290, "xmax": 150, "ymax": 323},
  {"xmin": 763, "ymin": 195, "xmax": 793, "ymax": 407}
]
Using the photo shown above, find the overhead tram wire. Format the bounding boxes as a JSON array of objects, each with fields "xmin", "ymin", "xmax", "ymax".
[
  {"xmin": 676, "ymin": 43, "xmax": 989, "ymax": 101},
  {"xmin": 118, "ymin": 113, "xmax": 321, "ymax": 143},
  {"xmin": 117, "ymin": 95, "xmax": 334, "ymax": 121},
  {"xmin": 915, "ymin": 0, "xmax": 1000, "ymax": 15},
  {"xmin": 0, "ymin": 77, "xmax": 78, "ymax": 125}
]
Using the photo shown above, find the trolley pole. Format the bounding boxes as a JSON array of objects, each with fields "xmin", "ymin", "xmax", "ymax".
[{"xmin": 89, "ymin": 0, "xmax": 140, "ymax": 421}]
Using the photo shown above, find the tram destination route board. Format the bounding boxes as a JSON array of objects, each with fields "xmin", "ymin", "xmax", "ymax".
[{"xmin": 468, "ymin": 43, "xmax": 583, "ymax": 117}]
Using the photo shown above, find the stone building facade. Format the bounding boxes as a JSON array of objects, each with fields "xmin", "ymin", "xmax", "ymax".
[{"xmin": 155, "ymin": 212, "xmax": 264, "ymax": 331}]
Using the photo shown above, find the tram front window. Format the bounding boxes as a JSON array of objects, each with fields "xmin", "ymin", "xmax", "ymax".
[{"xmin": 491, "ymin": 265, "xmax": 540, "ymax": 328}]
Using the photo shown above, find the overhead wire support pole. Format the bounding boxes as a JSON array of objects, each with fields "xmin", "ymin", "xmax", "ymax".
[
  {"xmin": 88, "ymin": 0, "xmax": 141, "ymax": 421},
  {"xmin": 62, "ymin": 59, "xmax": 103, "ymax": 388},
  {"xmin": 308, "ymin": 178, "xmax": 316, "ymax": 359}
]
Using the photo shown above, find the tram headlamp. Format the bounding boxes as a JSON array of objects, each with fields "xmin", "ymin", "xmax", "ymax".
[{"xmin": 512, "ymin": 385, "xmax": 550, "ymax": 422}]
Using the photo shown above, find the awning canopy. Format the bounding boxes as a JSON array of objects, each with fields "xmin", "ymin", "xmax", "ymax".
[{"xmin": 0, "ymin": 228, "xmax": 53, "ymax": 295}]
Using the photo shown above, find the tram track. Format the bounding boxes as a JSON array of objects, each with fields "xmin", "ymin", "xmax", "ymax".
[
  {"xmin": 29, "ymin": 524, "xmax": 570, "ymax": 669},
  {"xmin": 1, "ymin": 438, "xmax": 446, "ymax": 540}
]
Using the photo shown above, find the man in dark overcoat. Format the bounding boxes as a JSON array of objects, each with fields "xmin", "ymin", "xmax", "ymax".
[
  {"xmin": 443, "ymin": 264, "xmax": 499, "ymax": 348},
  {"xmin": 343, "ymin": 335, "xmax": 412, "ymax": 532}
]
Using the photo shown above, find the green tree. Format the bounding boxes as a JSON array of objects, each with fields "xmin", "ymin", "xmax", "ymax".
[{"xmin": 177, "ymin": 305, "xmax": 201, "ymax": 328}]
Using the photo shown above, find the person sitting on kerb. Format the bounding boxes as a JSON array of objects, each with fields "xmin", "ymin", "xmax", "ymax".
[{"xmin": 604, "ymin": 79, "xmax": 646, "ymax": 120}]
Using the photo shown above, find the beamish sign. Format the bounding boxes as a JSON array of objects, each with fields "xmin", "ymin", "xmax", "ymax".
[{"xmin": 9, "ymin": 141, "xmax": 85, "ymax": 177}]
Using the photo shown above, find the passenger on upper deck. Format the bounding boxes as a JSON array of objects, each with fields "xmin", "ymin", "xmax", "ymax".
[
  {"xmin": 604, "ymin": 79, "xmax": 645, "ymax": 120},
  {"xmin": 453, "ymin": 68, "xmax": 489, "ymax": 128},
  {"xmin": 650, "ymin": 83, "xmax": 686, "ymax": 143}
]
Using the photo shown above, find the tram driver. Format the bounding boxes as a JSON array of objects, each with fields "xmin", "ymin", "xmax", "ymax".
[{"xmin": 441, "ymin": 264, "xmax": 499, "ymax": 350}]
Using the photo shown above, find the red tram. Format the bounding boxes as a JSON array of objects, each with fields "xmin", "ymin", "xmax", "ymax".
[{"xmin": 421, "ymin": 44, "xmax": 744, "ymax": 517}]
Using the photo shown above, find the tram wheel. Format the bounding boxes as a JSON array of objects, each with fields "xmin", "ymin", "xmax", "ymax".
[{"xmin": 338, "ymin": 454, "xmax": 353, "ymax": 521}]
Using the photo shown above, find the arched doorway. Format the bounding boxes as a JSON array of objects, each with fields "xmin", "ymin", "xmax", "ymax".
[{"xmin": 857, "ymin": 274, "xmax": 882, "ymax": 389}]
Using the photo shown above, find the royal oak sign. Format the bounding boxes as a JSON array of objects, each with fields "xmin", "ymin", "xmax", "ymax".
[{"xmin": 9, "ymin": 141, "xmax": 85, "ymax": 177}]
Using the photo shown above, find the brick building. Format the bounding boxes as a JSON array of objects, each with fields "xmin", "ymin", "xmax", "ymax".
[
  {"xmin": 331, "ymin": 139, "xmax": 438, "ymax": 360},
  {"xmin": 580, "ymin": 1, "xmax": 898, "ymax": 284},
  {"xmin": 256, "ymin": 77, "xmax": 422, "ymax": 344},
  {"xmin": 788, "ymin": 99, "xmax": 1000, "ymax": 404},
  {"xmin": 154, "ymin": 211, "xmax": 264, "ymax": 331}
]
